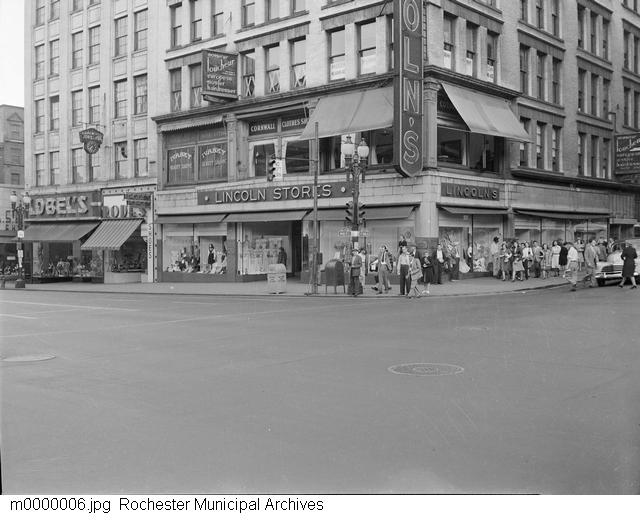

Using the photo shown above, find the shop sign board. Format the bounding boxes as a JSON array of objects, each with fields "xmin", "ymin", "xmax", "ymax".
[
  {"xmin": 199, "ymin": 143, "xmax": 228, "ymax": 181},
  {"xmin": 249, "ymin": 115, "xmax": 309, "ymax": 136},
  {"xmin": 393, "ymin": 0, "xmax": 424, "ymax": 178},
  {"xmin": 249, "ymin": 119, "xmax": 278, "ymax": 136},
  {"xmin": 441, "ymin": 183, "xmax": 500, "ymax": 201},
  {"xmin": 202, "ymin": 49, "xmax": 238, "ymax": 100},
  {"xmin": 168, "ymin": 147, "xmax": 195, "ymax": 184},
  {"xmin": 29, "ymin": 191, "xmax": 102, "ymax": 218},
  {"xmin": 614, "ymin": 133, "xmax": 640, "ymax": 174},
  {"xmin": 198, "ymin": 182, "xmax": 350, "ymax": 205}
]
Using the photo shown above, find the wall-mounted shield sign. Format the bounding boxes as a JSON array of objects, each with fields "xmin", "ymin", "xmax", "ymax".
[{"xmin": 79, "ymin": 128, "xmax": 104, "ymax": 154}]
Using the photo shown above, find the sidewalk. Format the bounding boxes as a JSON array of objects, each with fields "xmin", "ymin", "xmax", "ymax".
[{"xmin": 0, "ymin": 274, "xmax": 572, "ymax": 298}]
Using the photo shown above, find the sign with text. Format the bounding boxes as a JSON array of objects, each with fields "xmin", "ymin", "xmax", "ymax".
[
  {"xmin": 441, "ymin": 183, "xmax": 500, "ymax": 201},
  {"xmin": 202, "ymin": 49, "xmax": 238, "ymax": 100},
  {"xmin": 79, "ymin": 128, "xmax": 104, "ymax": 154},
  {"xmin": 615, "ymin": 133, "xmax": 640, "ymax": 174},
  {"xmin": 198, "ymin": 182, "xmax": 350, "ymax": 205},
  {"xmin": 29, "ymin": 191, "xmax": 102, "ymax": 218},
  {"xmin": 168, "ymin": 147, "xmax": 195, "ymax": 184},
  {"xmin": 199, "ymin": 143, "xmax": 228, "ymax": 181},
  {"xmin": 393, "ymin": 0, "xmax": 424, "ymax": 177}
]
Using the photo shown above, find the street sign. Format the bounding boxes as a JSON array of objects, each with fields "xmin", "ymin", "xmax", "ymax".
[
  {"xmin": 351, "ymin": 230, "xmax": 359, "ymax": 237},
  {"xmin": 338, "ymin": 229, "xmax": 350, "ymax": 237},
  {"xmin": 17, "ymin": 230, "xmax": 24, "ymax": 238},
  {"xmin": 17, "ymin": 250, "xmax": 23, "ymax": 258},
  {"xmin": 359, "ymin": 229, "xmax": 370, "ymax": 237}
]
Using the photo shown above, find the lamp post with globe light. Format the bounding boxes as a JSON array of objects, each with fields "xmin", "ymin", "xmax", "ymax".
[
  {"xmin": 10, "ymin": 191, "xmax": 31, "ymax": 289},
  {"xmin": 341, "ymin": 136, "xmax": 369, "ymax": 254}
]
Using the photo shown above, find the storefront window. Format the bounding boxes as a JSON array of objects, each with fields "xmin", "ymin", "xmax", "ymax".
[
  {"xmin": 541, "ymin": 218, "xmax": 565, "ymax": 247},
  {"xmin": 284, "ymin": 140, "xmax": 310, "ymax": 174},
  {"xmin": 163, "ymin": 223, "xmax": 227, "ymax": 274},
  {"xmin": 471, "ymin": 215, "xmax": 501, "ymax": 272},
  {"xmin": 108, "ymin": 230, "xmax": 147, "ymax": 273},
  {"xmin": 365, "ymin": 128, "xmax": 393, "ymax": 165},
  {"xmin": 252, "ymin": 142, "xmax": 276, "ymax": 178},
  {"xmin": 318, "ymin": 128, "xmax": 392, "ymax": 173},
  {"xmin": 238, "ymin": 222, "xmax": 291, "ymax": 274},
  {"xmin": 515, "ymin": 215, "xmax": 541, "ymax": 244},
  {"xmin": 437, "ymin": 127, "xmax": 465, "ymax": 164},
  {"xmin": 469, "ymin": 134, "xmax": 497, "ymax": 172}
]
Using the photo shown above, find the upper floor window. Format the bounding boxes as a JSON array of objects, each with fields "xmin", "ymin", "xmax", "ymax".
[
  {"xmin": 241, "ymin": 0, "xmax": 255, "ymax": 27},
  {"xmin": 189, "ymin": 64, "xmax": 202, "ymax": 107},
  {"xmin": 134, "ymin": 10, "xmax": 148, "ymax": 51},
  {"xmin": 88, "ymin": 153, "xmax": 100, "ymax": 182},
  {"xmin": 134, "ymin": 75, "xmax": 148, "ymax": 114},
  {"xmin": 443, "ymin": 16, "xmax": 454, "ymax": 70},
  {"xmin": 486, "ymin": 32, "xmax": 497, "ymax": 82},
  {"xmin": 635, "ymin": 91, "xmax": 640, "ymax": 128},
  {"xmin": 49, "ymin": 39, "xmax": 60, "ymax": 76},
  {"xmin": 358, "ymin": 21, "xmax": 376, "ymax": 76},
  {"xmin": 89, "ymin": 86, "xmax": 100, "ymax": 124},
  {"xmin": 536, "ymin": 122, "xmax": 546, "ymax": 169},
  {"xmin": 602, "ymin": 79, "xmax": 610, "ymax": 116},
  {"xmin": 590, "ymin": 74, "xmax": 599, "ymax": 116},
  {"xmin": 114, "ymin": 17, "xmax": 127, "ymax": 57},
  {"xmin": 520, "ymin": 0, "xmax": 528, "ymax": 23},
  {"xmin": 266, "ymin": 0, "xmax": 279, "ymax": 21},
  {"xmin": 190, "ymin": 0, "xmax": 202, "ymax": 42},
  {"xmin": 290, "ymin": 39, "xmax": 306, "ymax": 88},
  {"xmin": 292, "ymin": 0, "xmax": 306, "ymax": 14},
  {"xmin": 50, "ymin": 0, "xmax": 60, "ymax": 21},
  {"xmin": 519, "ymin": 45, "xmax": 529, "ymax": 94},
  {"xmin": 551, "ymin": 126, "xmax": 560, "ymax": 172},
  {"xmin": 35, "ymin": 44, "xmax": 45, "ymax": 80},
  {"xmin": 241, "ymin": 51, "xmax": 255, "ymax": 97},
  {"xmin": 134, "ymin": 139, "xmax": 148, "ymax": 177},
  {"xmin": 578, "ymin": 69, "xmax": 586, "ymax": 112},
  {"xmin": 170, "ymin": 5, "xmax": 182, "ymax": 48},
  {"xmin": 551, "ymin": 58, "xmax": 561, "ymax": 104},
  {"xmin": 536, "ymin": 52, "xmax": 545, "ymax": 101},
  {"xmin": 50, "ymin": 150, "xmax": 60, "ymax": 185},
  {"xmin": 72, "ymin": 0, "xmax": 83, "ymax": 12},
  {"xmin": 551, "ymin": 0, "xmax": 559, "ymax": 36},
  {"xmin": 624, "ymin": 31, "xmax": 631, "ymax": 69},
  {"xmin": 35, "ymin": 0, "xmax": 45, "ymax": 26},
  {"xmin": 577, "ymin": 6, "xmax": 585, "ymax": 48},
  {"xmin": 114, "ymin": 79, "xmax": 128, "ymax": 118},
  {"xmin": 72, "ymin": 90, "xmax": 83, "ymax": 126},
  {"xmin": 35, "ymin": 154, "xmax": 45, "ymax": 186},
  {"xmin": 590, "ymin": 12, "xmax": 597, "ymax": 55},
  {"xmin": 212, "ymin": 0, "xmax": 224, "ymax": 37},
  {"xmin": 89, "ymin": 26, "xmax": 100, "ymax": 64},
  {"xmin": 114, "ymin": 142, "xmax": 128, "ymax": 179},
  {"xmin": 35, "ymin": 99, "xmax": 45, "ymax": 133},
  {"xmin": 535, "ymin": 0, "xmax": 544, "ymax": 30},
  {"xmin": 465, "ymin": 23, "xmax": 477, "ymax": 76},
  {"xmin": 329, "ymin": 28, "xmax": 346, "ymax": 81},
  {"xmin": 520, "ymin": 118, "xmax": 530, "ymax": 167},
  {"xmin": 72, "ymin": 148, "xmax": 87, "ymax": 183},
  {"xmin": 170, "ymin": 68, "xmax": 182, "ymax": 112},
  {"xmin": 635, "ymin": 36, "xmax": 640, "ymax": 74},
  {"xmin": 72, "ymin": 32, "xmax": 83, "ymax": 69},
  {"xmin": 602, "ymin": 19, "xmax": 609, "ymax": 59},
  {"xmin": 265, "ymin": 45, "xmax": 280, "ymax": 93},
  {"xmin": 624, "ymin": 87, "xmax": 631, "ymax": 126}
]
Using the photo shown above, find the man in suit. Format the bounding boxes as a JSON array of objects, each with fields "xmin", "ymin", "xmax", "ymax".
[{"xmin": 583, "ymin": 238, "xmax": 598, "ymax": 288}]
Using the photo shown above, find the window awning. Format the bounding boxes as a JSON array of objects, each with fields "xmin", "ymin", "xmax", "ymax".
[
  {"xmin": 81, "ymin": 219, "xmax": 142, "ymax": 250},
  {"xmin": 299, "ymin": 87, "xmax": 394, "ymax": 140},
  {"xmin": 303, "ymin": 205, "xmax": 416, "ymax": 221},
  {"xmin": 224, "ymin": 210, "xmax": 309, "ymax": 223},
  {"xmin": 514, "ymin": 210, "xmax": 610, "ymax": 220},
  {"xmin": 22, "ymin": 222, "xmax": 99, "ymax": 242},
  {"xmin": 156, "ymin": 213, "xmax": 227, "ymax": 224},
  {"xmin": 441, "ymin": 83, "xmax": 531, "ymax": 142},
  {"xmin": 440, "ymin": 205, "xmax": 509, "ymax": 215}
]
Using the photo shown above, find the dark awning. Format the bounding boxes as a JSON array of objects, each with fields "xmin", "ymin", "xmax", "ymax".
[
  {"xmin": 299, "ymin": 87, "xmax": 393, "ymax": 140},
  {"xmin": 81, "ymin": 219, "xmax": 142, "ymax": 250},
  {"xmin": 22, "ymin": 222, "xmax": 99, "ymax": 242},
  {"xmin": 224, "ymin": 210, "xmax": 309, "ymax": 223},
  {"xmin": 303, "ymin": 205, "xmax": 416, "ymax": 221},
  {"xmin": 514, "ymin": 210, "xmax": 610, "ymax": 220},
  {"xmin": 440, "ymin": 205, "xmax": 509, "ymax": 215},
  {"xmin": 156, "ymin": 213, "xmax": 227, "ymax": 224},
  {"xmin": 441, "ymin": 83, "xmax": 530, "ymax": 142}
]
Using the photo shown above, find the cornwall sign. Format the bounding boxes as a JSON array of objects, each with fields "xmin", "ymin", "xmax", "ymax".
[
  {"xmin": 79, "ymin": 128, "xmax": 104, "ymax": 154},
  {"xmin": 202, "ymin": 49, "xmax": 238, "ymax": 100},
  {"xmin": 393, "ymin": 0, "xmax": 424, "ymax": 177},
  {"xmin": 615, "ymin": 133, "xmax": 640, "ymax": 174}
]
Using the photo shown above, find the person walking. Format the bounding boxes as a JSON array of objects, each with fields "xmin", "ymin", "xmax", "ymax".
[
  {"xmin": 377, "ymin": 245, "xmax": 392, "ymax": 293},
  {"xmin": 541, "ymin": 243, "xmax": 552, "ymax": 279},
  {"xmin": 490, "ymin": 236, "xmax": 501, "ymax": 278},
  {"xmin": 532, "ymin": 241, "xmax": 543, "ymax": 278},
  {"xmin": 521, "ymin": 242, "xmax": 533, "ymax": 280},
  {"xmin": 349, "ymin": 249, "xmax": 363, "ymax": 296},
  {"xmin": 566, "ymin": 242, "xmax": 580, "ymax": 291},
  {"xmin": 576, "ymin": 239, "xmax": 585, "ymax": 271},
  {"xmin": 500, "ymin": 242, "xmax": 512, "ymax": 281},
  {"xmin": 421, "ymin": 250, "xmax": 434, "ymax": 295},
  {"xmin": 583, "ymin": 238, "xmax": 598, "ymax": 288},
  {"xmin": 551, "ymin": 240, "xmax": 561, "ymax": 276},
  {"xmin": 408, "ymin": 249, "xmax": 423, "ymax": 298},
  {"xmin": 397, "ymin": 245, "xmax": 412, "ymax": 296},
  {"xmin": 619, "ymin": 242, "xmax": 638, "ymax": 289},
  {"xmin": 432, "ymin": 243, "xmax": 447, "ymax": 284}
]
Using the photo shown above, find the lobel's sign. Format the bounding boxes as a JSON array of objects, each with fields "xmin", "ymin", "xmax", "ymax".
[
  {"xmin": 29, "ymin": 192, "xmax": 102, "ymax": 217},
  {"xmin": 393, "ymin": 0, "xmax": 424, "ymax": 177}
]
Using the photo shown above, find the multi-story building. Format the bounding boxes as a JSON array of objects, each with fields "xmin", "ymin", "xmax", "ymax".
[{"xmin": 23, "ymin": 0, "xmax": 640, "ymax": 285}]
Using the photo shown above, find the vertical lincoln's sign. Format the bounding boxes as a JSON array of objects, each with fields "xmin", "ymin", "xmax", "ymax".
[{"xmin": 393, "ymin": 0, "xmax": 424, "ymax": 177}]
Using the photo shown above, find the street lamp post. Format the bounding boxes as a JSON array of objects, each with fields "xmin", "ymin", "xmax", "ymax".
[
  {"xmin": 10, "ymin": 190, "xmax": 31, "ymax": 289},
  {"xmin": 341, "ymin": 136, "xmax": 369, "ymax": 254}
]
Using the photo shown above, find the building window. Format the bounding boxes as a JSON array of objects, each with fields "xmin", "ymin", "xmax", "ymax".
[
  {"xmin": 72, "ymin": 148, "xmax": 86, "ymax": 183},
  {"xmin": 190, "ymin": 0, "xmax": 202, "ymax": 41},
  {"xmin": 72, "ymin": 32, "xmax": 83, "ymax": 69},
  {"xmin": 35, "ymin": 100, "xmax": 44, "ymax": 133},
  {"xmin": 602, "ymin": 19, "xmax": 609, "ymax": 59},
  {"xmin": 578, "ymin": 133, "xmax": 585, "ymax": 175},
  {"xmin": 49, "ymin": 39, "xmax": 59, "ymax": 76},
  {"xmin": 292, "ymin": 0, "xmax": 306, "ymax": 14},
  {"xmin": 601, "ymin": 138, "xmax": 610, "ymax": 178},
  {"xmin": 590, "ymin": 75, "xmax": 599, "ymax": 117},
  {"xmin": 89, "ymin": 26, "xmax": 100, "ymax": 64},
  {"xmin": 520, "ymin": 0, "xmax": 528, "ymax": 23},
  {"xmin": 170, "ymin": 68, "xmax": 182, "ymax": 111},
  {"xmin": 50, "ymin": 0, "xmax": 60, "ymax": 21},
  {"xmin": 134, "ymin": 75, "xmax": 147, "ymax": 114},
  {"xmin": 170, "ymin": 4, "xmax": 182, "ymax": 48},
  {"xmin": 35, "ymin": 44, "xmax": 45, "ymax": 80},
  {"xmin": 35, "ymin": 0, "xmax": 45, "ymax": 26},
  {"xmin": 329, "ymin": 28, "xmax": 346, "ymax": 81},
  {"xmin": 536, "ymin": 52, "xmax": 545, "ymax": 101},
  {"xmin": 465, "ymin": 23, "xmax": 477, "ymax": 76},
  {"xmin": 134, "ymin": 139, "xmax": 148, "ymax": 177},
  {"xmin": 602, "ymin": 79, "xmax": 610, "ymax": 117},
  {"xmin": 635, "ymin": 91, "xmax": 640, "ymax": 128},
  {"xmin": 358, "ymin": 21, "xmax": 377, "ymax": 76},
  {"xmin": 486, "ymin": 32, "xmax": 497, "ymax": 82},
  {"xmin": 35, "ymin": 154, "xmax": 45, "ymax": 186},
  {"xmin": 624, "ymin": 31, "xmax": 630, "ymax": 69},
  {"xmin": 443, "ymin": 15, "xmax": 454, "ymax": 70},
  {"xmin": 72, "ymin": 0, "xmax": 83, "ymax": 12},
  {"xmin": 72, "ymin": 90, "xmax": 83, "ymax": 126},
  {"xmin": 88, "ymin": 152, "xmax": 99, "ymax": 181},
  {"xmin": 189, "ymin": 64, "xmax": 202, "ymax": 107},
  {"xmin": 590, "ymin": 12, "xmax": 597, "ymax": 55},
  {"xmin": 290, "ymin": 39, "xmax": 306, "ymax": 89},
  {"xmin": 551, "ymin": 0, "xmax": 559, "ymax": 37},
  {"xmin": 89, "ymin": 0, "xmax": 100, "ymax": 5},
  {"xmin": 49, "ymin": 96, "xmax": 59, "ymax": 131},
  {"xmin": 134, "ymin": 10, "xmax": 147, "ymax": 51},
  {"xmin": 578, "ymin": 6, "xmax": 585, "ymax": 49},
  {"xmin": 519, "ymin": 46, "xmax": 529, "ymax": 94},
  {"xmin": 590, "ymin": 135, "xmax": 598, "ymax": 177},
  {"xmin": 11, "ymin": 172, "xmax": 21, "ymax": 185},
  {"xmin": 114, "ymin": 79, "xmax": 127, "ymax": 118},
  {"xmin": 551, "ymin": 126, "xmax": 560, "ymax": 172},
  {"xmin": 536, "ymin": 123, "xmax": 545, "ymax": 169},
  {"xmin": 388, "ymin": 15, "xmax": 394, "ymax": 70},
  {"xmin": 242, "ymin": 51, "xmax": 255, "ymax": 97},
  {"xmin": 578, "ymin": 69, "xmax": 586, "ymax": 112},
  {"xmin": 635, "ymin": 36, "xmax": 640, "ymax": 74},
  {"xmin": 114, "ymin": 142, "xmax": 128, "ymax": 179},
  {"xmin": 114, "ymin": 17, "xmax": 127, "ymax": 57},
  {"xmin": 241, "ymin": 0, "xmax": 255, "ymax": 27},
  {"xmin": 519, "ymin": 118, "xmax": 530, "ymax": 167},
  {"xmin": 50, "ymin": 151, "xmax": 60, "ymax": 185},
  {"xmin": 535, "ymin": 0, "xmax": 544, "ymax": 30},
  {"xmin": 624, "ymin": 87, "xmax": 631, "ymax": 126},
  {"xmin": 212, "ymin": 0, "xmax": 224, "ymax": 36},
  {"xmin": 551, "ymin": 58, "xmax": 560, "ymax": 104},
  {"xmin": 266, "ymin": 0, "xmax": 279, "ymax": 20},
  {"xmin": 89, "ymin": 86, "xmax": 100, "ymax": 124},
  {"xmin": 265, "ymin": 45, "xmax": 280, "ymax": 93}
]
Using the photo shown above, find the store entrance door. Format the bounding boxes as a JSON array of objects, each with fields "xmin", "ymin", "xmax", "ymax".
[{"xmin": 292, "ymin": 220, "xmax": 302, "ymax": 278}]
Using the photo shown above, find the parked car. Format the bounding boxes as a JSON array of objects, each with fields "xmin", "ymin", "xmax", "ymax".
[{"xmin": 594, "ymin": 239, "xmax": 640, "ymax": 286}]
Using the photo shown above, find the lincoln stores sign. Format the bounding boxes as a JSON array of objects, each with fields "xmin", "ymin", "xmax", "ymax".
[
  {"xmin": 198, "ymin": 182, "xmax": 350, "ymax": 205},
  {"xmin": 441, "ymin": 183, "xmax": 500, "ymax": 200},
  {"xmin": 393, "ymin": 0, "xmax": 424, "ymax": 177}
]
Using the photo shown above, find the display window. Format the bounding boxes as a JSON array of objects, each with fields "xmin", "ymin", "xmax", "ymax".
[
  {"xmin": 515, "ymin": 215, "xmax": 542, "ymax": 244},
  {"xmin": 108, "ymin": 229, "xmax": 146, "ymax": 273},
  {"xmin": 283, "ymin": 138, "xmax": 310, "ymax": 175},
  {"xmin": 437, "ymin": 127, "xmax": 501, "ymax": 172},
  {"xmin": 31, "ymin": 241, "xmax": 73, "ymax": 277},
  {"xmin": 238, "ymin": 222, "xmax": 291, "ymax": 275},
  {"xmin": 317, "ymin": 127, "xmax": 393, "ymax": 173},
  {"xmin": 251, "ymin": 140, "xmax": 277, "ymax": 178},
  {"xmin": 471, "ymin": 215, "xmax": 502, "ymax": 272},
  {"xmin": 162, "ymin": 223, "xmax": 227, "ymax": 274}
]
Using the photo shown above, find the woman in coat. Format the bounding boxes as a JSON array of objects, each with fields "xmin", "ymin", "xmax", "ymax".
[
  {"xmin": 558, "ymin": 241, "xmax": 569, "ymax": 277},
  {"xmin": 500, "ymin": 243, "xmax": 512, "ymax": 281},
  {"xmin": 421, "ymin": 250, "xmax": 435, "ymax": 295},
  {"xmin": 541, "ymin": 243, "xmax": 552, "ymax": 279},
  {"xmin": 551, "ymin": 240, "xmax": 561, "ymax": 277},
  {"xmin": 619, "ymin": 243, "xmax": 638, "ymax": 289},
  {"xmin": 408, "ymin": 249, "xmax": 423, "ymax": 298}
]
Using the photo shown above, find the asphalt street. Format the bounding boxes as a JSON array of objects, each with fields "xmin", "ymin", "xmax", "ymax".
[{"xmin": 1, "ymin": 286, "xmax": 639, "ymax": 494}]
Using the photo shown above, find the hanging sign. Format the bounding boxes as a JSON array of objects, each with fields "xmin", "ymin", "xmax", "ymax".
[
  {"xmin": 615, "ymin": 133, "xmax": 640, "ymax": 175},
  {"xmin": 393, "ymin": 0, "xmax": 424, "ymax": 177},
  {"xmin": 79, "ymin": 128, "xmax": 104, "ymax": 154},
  {"xmin": 202, "ymin": 49, "xmax": 239, "ymax": 100}
]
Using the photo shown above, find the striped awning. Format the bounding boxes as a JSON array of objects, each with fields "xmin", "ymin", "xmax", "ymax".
[
  {"xmin": 22, "ymin": 222, "xmax": 99, "ymax": 242},
  {"xmin": 81, "ymin": 219, "xmax": 142, "ymax": 250}
]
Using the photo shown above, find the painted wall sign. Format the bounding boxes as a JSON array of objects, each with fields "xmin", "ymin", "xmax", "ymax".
[
  {"xmin": 281, "ymin": 116, "xmax": 308, "ymax": 132},
  {"xmin": 198, "ymin": 182, "xmax": 350, "ymax": 205},
  {"xmin": 249, "ymin": 119, "xmax": 278, "ymax": 136},
  {"xmin": 202, "ymin": 50, "xmax": 238, "ymax": 99},
  {"xmin": 393, "ymin": 0, "xmax": 424, "ymax": 177},
  {"xmin": 441, "ymin": 183, "xmax": 500, "ymax": 200},
  {"xmin": 101, "ymin": 205, "xmax": 147, "ymax": 219},
  {"xmin": 168, "ymin": 147, "xmax": 195, "ymax": 184},
  {"xmin": 199, "ymin": 143, "xmax": 228, "ymax": 181},
  {"xmin": 29, "ymin": 191, "xmax": 102, "ymax": 218},
  {"xmin": 615, "ymin": 133, "xmax": 640, "ymax": 174}
]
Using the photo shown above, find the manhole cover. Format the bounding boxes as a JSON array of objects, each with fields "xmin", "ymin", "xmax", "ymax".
[
  {"xmin": 2, "ymin": 355, "xmax": 56, "ymax": 363},
  {"xmin": 388, "ymin": 363, "xmax": 464, "ymax": 376}
]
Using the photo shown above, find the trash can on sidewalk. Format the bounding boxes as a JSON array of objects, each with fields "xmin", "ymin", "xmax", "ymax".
[
  {"xmin": 324, "ymin": 259, "xmax": 346, "ymax": 293},
  {"xmin": 267, "ymin": 263, "xmax": 287, "ymax": 294}
]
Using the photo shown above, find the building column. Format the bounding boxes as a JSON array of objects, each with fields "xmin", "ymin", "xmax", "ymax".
[{"xmin": 423, "ymin": 80, "xmax": 440, "ymax": 170}]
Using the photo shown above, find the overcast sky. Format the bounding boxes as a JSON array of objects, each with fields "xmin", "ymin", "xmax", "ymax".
[{"xmin": 0, "ymin": 0, "xmax": 25, "ymax": 107}]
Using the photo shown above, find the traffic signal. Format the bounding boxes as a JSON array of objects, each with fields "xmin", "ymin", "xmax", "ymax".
[
  {"xmin": 345, "ymin": 201, "xmax": 354, "ymax": 225},
  {"xmin": 357, "ymin": 202, "xmax": 366, "ymax": 225},
  {"xmin": 267, "ymin": 156, "xmax": 276, "ymax": 181}
]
